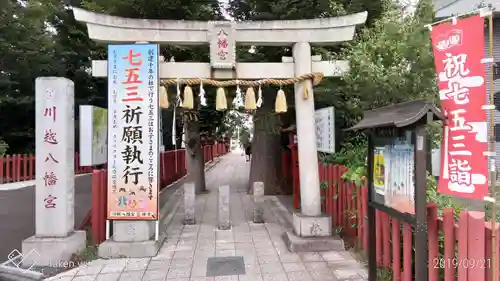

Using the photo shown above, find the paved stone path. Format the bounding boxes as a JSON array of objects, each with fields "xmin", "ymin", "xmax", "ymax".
[{"xmin": 46, "ymin": 153, "xmax": 367, "ymax": 281}]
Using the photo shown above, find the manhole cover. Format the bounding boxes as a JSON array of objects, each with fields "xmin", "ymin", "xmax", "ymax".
[{"xmin": 206, "ymin": 256, "xmax": 245, "ymax": 277}]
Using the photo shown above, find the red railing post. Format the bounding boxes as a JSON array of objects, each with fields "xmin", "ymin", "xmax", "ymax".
[
  {"xmin": 392, "ymin": 218, "xmax": 401, "ymax": 281},
  {"xmin": 382, "ymin": 213, "xmax": 391, "ymax": 268},
  {"xmin": 427, "ymin": 203, "xmax": 439, "ymax": 281},
  {"xmin": 444, "ymin": 208, "xmax": 457, "ymax": 281},
  {"xmin": 362, "ymin": 185, "xmax": 368, "ymax": 250},
  {"xmin": 346, "ymin": 180, "xmax": 352, "ymax": 235},
  {"xmin": 30, "ymin": 154, "xmax": 35, "ymax": 180},
  {"xmin": 466, "ymin": 212, "xmax": 486, "ymax": 281},
  {"xmin": 101, "ymin": 170, "xmax": 107, "ymax": 243},
  {"xmin": 91, "ymin": 169, "xmax": 108, "ymax": 244},
  {"xmin": 402, "ymin": 223, "xmax": 413, "ymax": 281},
  {"xmin": 486, "ymin": 221, "xmax": 500, "ymax": 281},
  {"xmin": 0, "ymin": 156, "xmax": 3, "ymax": 184},
  {"xmin": 456, "ymin": 210, "xmax": 468, "ymax": 281},
  {"xmin": 15, "ymin": 154, "xmax": 21, "ymax": 182},
  {"xmin": 332, "ymin": 165, "xmax": 338, "ymax": 228},
  {"xmin": 356, "ymin": 182, "xmax": 363, "ymax": 247},
  {"xmin": 22, "ymin": 154, "xmax": 28, "ymax": 181},
  {"xmin": 339, "ymin": 167, "xmax": 345, "ymax": 229},
  {"xmin": 75, "ymin": 152, "xmax": 79, "ymax": 174},
  {"xmin": 375, "ymin": 211, "xmax": 382, "ymax": 266},
  {"xmin": 319, "ymin": 164, "xmax": 325, "ymax": 212},
  {"xmin": 160, "ymin": 152, "xmax": 165, "ymax": 189},
  {"xmin": 91, "ymin": 170, "xmax": 101, "ymax": 244},
  {"xmin": 167, "ymin": 151, "xmax": 173, "ymax": 184},
  {"xmin": 5, "ymin": 155, "xmax": 11, "ymax": 183}
]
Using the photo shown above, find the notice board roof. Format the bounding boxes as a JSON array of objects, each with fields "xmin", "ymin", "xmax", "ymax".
[{"xmin": 347, "ymin": 99, "xmax": 445, "ymax": 131}]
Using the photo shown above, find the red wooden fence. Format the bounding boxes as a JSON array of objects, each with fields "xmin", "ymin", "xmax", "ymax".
[
  {"xmin": 0, "ymin": 152, "xmax": 97, "ymax": 184},
  {"xmin": 90, "ymin": 143, "xmax": 229, "ymax": 244},
  {"xmin": 314, "ymin": 163, "xmax": 499, "ymax": 281}
]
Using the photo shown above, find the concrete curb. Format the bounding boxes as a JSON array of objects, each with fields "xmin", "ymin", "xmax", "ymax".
[
  {"xmin": 266, "ymin": 196, "xmax": 295, "ymax": 231},
  {"xmin": 0, "ymin": 264, "xmax": 44, "ymax": 281},
  {"xmin": 0, "ymin": 173, "xmax": 91, "ymax": 191},
  {"xmin": 159, "ymin": 157, "xmax": 222, "ymax": 193},
  {"xmin": 158, "ymin": 190, "xmax": 183, "ymax": 242}
]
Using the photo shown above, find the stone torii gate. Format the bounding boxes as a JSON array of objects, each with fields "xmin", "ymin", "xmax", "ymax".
[{"xmin": 74, "ymin": 8, "xmax": 367, "ymax": 251}]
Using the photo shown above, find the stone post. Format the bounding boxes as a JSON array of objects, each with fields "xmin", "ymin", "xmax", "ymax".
[
  {"xmin": 292, "ymin": 42, "xmax": 321, "ymax": 217},
  {"xmin": 184, "ymin": 182, "xmax": 196, "ymax": 225},
  {"xmin": 253, "ymin": 182, "xmax": 265, "ymax": 223},
  {"xmin": 218, "ymin": 185, "xmax": 230, "ymax": 230},
  {"xmin": 22, "ymin": 77, "xmax": 86, "ymax": 267}
]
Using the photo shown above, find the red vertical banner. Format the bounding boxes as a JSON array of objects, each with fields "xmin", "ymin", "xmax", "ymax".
[{"xmin": 430, "ymin": 15, "xmax": 489, "ymax": 199}]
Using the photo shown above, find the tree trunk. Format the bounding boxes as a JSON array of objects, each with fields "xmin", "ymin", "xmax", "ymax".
[
  {"xmin": 248, "ymin": 89, "xmax": 283, "ymax": 195},
  {"xmin": 185, "ymin": 121, "xmax": 206, "ymax": 194},
  {"xmin": 162, "ymin": 109, "xmax": 174, "ymax": 149}
]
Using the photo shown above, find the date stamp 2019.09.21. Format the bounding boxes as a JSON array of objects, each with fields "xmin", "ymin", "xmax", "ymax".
[{"xmin": 432, "ymin": 258, "xmax": 491, "ymax": 269}]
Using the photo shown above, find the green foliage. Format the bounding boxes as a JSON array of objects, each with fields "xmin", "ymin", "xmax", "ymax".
[
  {"xmin": 239, "ymin": 129, "xmax": 251, "ymax": 146},
  {"xmin": 426, "ymin": 173, "xmax": 465, "ymax": 216},
  {"xmin": 316, "ymin": 0, "xmax": 438, "ymax": 141},
  {"xmin": 0, "ymin": 0, "xmax": 59, "ymax": 153},
  {"xmin": 339, "ymin": 0, "xmax": 437, "ymax": 109},
  {"xmin": 81, "ymin": 0, "xmax": 226, "ymax": 145},
  {"xmin": 218, "ymin": 109, "xmax": 251, "ymax": 139},
  {"xmin": 0, "ymin": 0, "xmax": 226, "ymax": 153},
  {"xmin": 321, "ymin": 0, "xmax": 442, "ymax": 193},
  {"xmin": 0, "ymin": 139, "xmax": 8, "ymax": 156},
  {"xmin": 321, "ymin": 136, "xmax": 367, "ymax": 187}
]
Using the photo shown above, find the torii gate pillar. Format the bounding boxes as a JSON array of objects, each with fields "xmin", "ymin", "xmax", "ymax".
[
  {"xmin": 74, "ymin": 9, "xmax": 367, "ymax": 252},
  {"xmin": 293, "ymin": 42, "xmax": 321, "ymax": 217}
]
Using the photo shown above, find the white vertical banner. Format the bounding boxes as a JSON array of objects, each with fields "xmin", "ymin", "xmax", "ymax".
[
  {"xmin": 35, "ymin": 77, "xmax": 75, "ymax": 237},
  {"xmin": 314, "ymin": 106, "xmax": 335, "ymax": 154},
  {"xmin": 79, "ymin": 105, "xmax": 108, "ymax": 166}
]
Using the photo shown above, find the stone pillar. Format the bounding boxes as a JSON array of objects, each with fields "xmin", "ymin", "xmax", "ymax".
[
  {"xmin": 253, "ymin": 182, "xmax": 265, "ymax": 223},
  {"xmin": 22, "ymin": 77, "xmax": 86, "ymax": 267},
  {"xmin": 184, "ymin": 182, "xmax": 196, "ymax": 224},
  {"xmin": 218, "ymin": 185, "xmax": 230, "ymax": 230},
  {"xmin": 292, "ymin": 42, "xmax": 321, "ymax": 217},
  {"xmin": 284, "ymin": 42, "xmax": 336, "ymax": 248}
]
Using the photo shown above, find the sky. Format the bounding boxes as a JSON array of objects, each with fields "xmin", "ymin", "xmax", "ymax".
[{"xmin": 219, "ymin": 0, "xmax": 232, "ymax": 20}]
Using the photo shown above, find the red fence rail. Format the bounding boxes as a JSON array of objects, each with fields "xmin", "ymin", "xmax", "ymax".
[
  {"xmin": 90, "ymin": 143, "xmax": 229, "ymax": 244},
  {"xmin": 0, "ymin": 152, "xmax": 97, "ymax": 184},
  {"xmin": 313, "ymin": 163, "xmax": 500, "ymax": 281}
]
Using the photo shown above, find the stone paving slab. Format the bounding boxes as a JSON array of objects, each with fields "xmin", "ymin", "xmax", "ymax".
[{"xmin": 44, "ymin": 153, "xmax": 367, "ymax": 281}]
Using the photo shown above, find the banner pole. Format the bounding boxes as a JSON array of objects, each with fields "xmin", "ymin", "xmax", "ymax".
[
  {"xmin": 487, "ymin": 12, "xmax": 498, "ymax": 281},
  {"xmin": 425, "ymin": 7, "xmax": 495, "ymax": 31},
  {"xmin": 424, "ymin": 8, "xmax": 484, "ymax": 30}
]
